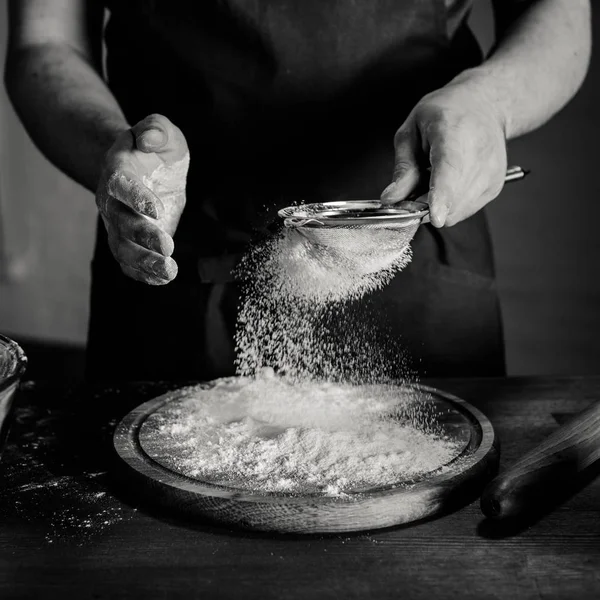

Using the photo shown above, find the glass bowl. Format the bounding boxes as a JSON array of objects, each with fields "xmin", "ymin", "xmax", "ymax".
[{"xmin": 0, "ymin": 334, "xmax": 27, "ymax": 455}]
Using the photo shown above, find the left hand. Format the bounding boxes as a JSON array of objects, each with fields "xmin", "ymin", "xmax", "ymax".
[
  {"xmin": 96, "ymin": 114, "xmax": 190, "ymax": 285},
  {"xmin": 380, "ymin": 81, "xmax": 508, "ymax": 227}
]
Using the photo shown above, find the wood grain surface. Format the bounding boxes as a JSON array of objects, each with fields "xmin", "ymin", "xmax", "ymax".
[
  {"xmin": 113, "ymin": 384, "xmax": 498, "ymax": 533},
  {"xmin": 1, "ymin": 377, "xmax": 599, "ymax": 600}
]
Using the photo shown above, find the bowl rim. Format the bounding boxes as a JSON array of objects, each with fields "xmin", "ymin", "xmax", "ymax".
[{"xmin": 0, "ymin": 333, "xmax": 27, "ymax": 393}]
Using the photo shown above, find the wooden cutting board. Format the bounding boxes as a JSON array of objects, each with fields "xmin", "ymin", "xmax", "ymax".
[{"xmin": 113, "ymin": 383, "xmax": 498, "ymax": 533}]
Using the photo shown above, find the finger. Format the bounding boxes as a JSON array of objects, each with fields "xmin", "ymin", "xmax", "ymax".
[
  {"xmin": 106, "ymin": 170, "xmax": 165, "ymax": 219},
  {"xmin": 107, "ymin": 234, "xmax": 178, "ymax": 281},
  {"xmin": 120, "ymin": 264, "xmax": 172, "ymax": 286},
  {"xmin": 104, "ymin": 197, "xmax": 174, "ymax": 256},
  {"xmin": 380, "ymin": 128, "xmax": 422, "ymax": 204},
  {"xmin": 131, "ymin": 114, "xmax": 188, "ymax": 161},
  {"xmin": 428, "ymin": 140, "xmax": 466, "ymax": 228}
]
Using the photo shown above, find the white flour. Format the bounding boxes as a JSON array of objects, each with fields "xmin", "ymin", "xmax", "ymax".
[
  {"xmin": 142, "ymin": 153, "xmax": 190, "ymax": 235},
  {"xmin": 140, "ymin": 374, "xmax": 459, "ymax": 496},
  {"xmin": 3, "ymin": 467, "xmax": 132, "ymax": 546},
  {"xmin": 201, "ymin": 209, "xmax": 434, "ymax": 496},
  {"xmin": 234, "ymin": 228, "xmax": 414, "ymax": 382}
]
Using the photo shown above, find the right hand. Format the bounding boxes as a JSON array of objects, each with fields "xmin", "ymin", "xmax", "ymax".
[{"xmin": 96, "ymin": 114, "xmax": 190, "ymax": 285}]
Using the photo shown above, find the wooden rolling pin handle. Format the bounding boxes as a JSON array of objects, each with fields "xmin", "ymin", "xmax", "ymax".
[{"xmin": 480, "ymin": 400, "xmax": 600, "ymax": 519}]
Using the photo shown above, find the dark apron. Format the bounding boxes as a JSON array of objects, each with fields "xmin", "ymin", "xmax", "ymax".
[{"xmin": 87, "ymin": 0, "xmax": 505, "ymax": 381}]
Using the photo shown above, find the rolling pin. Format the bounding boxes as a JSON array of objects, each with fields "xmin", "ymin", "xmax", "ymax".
[{"xmin": 480, "ymin": 400, "xmax": 600, "ymax": 519}]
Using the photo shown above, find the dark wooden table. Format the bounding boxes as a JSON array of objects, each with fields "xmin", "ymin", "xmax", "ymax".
[{"xmin": 1, "ymin": 377, "xmax": 599, "ymax": 599}]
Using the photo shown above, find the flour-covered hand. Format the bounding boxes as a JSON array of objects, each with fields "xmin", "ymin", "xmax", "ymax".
[
  {"xmin": 380, "ymin": 82, "xmax": 508, "ymax": 227},
  {"xmin": 96, "ymin": 114, "xmax": 190, "ymax": 285}
]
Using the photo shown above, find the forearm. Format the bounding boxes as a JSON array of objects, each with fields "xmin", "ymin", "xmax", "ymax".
[
  {"xmin": 5, "ymin": 43, "xmax": 129, "ymax": 193},
  {"xmin": 449, "ymin": 0, "xmax": 591, "ymax": 139}
]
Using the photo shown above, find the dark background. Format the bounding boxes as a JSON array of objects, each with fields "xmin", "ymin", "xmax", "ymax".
[{"xmin": 0, "ymin": 1, "xmax": 598, "ymax": 379}]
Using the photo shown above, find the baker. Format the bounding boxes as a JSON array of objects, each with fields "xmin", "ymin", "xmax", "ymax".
[{"xmin": 6, "ymin": 1, "xmax": 590, "ymax": 381}]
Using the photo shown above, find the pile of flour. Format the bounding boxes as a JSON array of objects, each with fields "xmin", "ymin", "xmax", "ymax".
[{"xmin": 141, "ymin": 374, "xmax": 458, "ymax": 496}]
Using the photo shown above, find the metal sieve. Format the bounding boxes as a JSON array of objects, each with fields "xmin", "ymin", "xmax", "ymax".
[{"xmin": 278, "ymin": 166, "xmax": 529, "ymax": 261}]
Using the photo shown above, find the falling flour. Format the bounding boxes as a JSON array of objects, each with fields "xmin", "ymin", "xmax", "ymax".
[
  {"xmin": 237, "ymin": 227, "xmax": 413, "ymax": 304},
  {"xmin": 234, "ymin": 227, "xmax": 415, "ymax": 382},
  {"xmin": 157, "ymin": 210, "xmax": 436, "ymax": 497},
  {"xmin": 140, "ymin": 373, "xmax": 460, "ymax": 496}
]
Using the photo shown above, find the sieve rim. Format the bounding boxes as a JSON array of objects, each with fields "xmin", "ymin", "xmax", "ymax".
[{"xmin": 278, "ymin": 200, "xmax": 429, "ymax": 228}]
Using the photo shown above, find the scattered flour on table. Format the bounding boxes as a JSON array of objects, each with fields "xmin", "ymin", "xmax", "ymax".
[
  {"xmin": 0, "ymin": 402, "xmax": 135, "ymax": 546},
  {"xmin": 140, "ymin": 374, "xmax": 460, "ymax": 496},
  {"xmin": 3, "ymin": 467, "xmax": 132, "ymax": 546}
]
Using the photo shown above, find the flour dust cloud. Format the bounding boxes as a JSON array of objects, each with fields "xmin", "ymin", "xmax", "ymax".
[{"xmin": 234, "ymin": 227, "xmax": 415, "ymax": 384}]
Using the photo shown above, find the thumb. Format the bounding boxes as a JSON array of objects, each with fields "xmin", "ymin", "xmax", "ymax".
[
  {"xmin": 380, "ymin": 129, "xmax": 421, "ymax": 204},
  {"xmin": 131, "ymin": 114, "xmax": 188, "ymax": 161}
]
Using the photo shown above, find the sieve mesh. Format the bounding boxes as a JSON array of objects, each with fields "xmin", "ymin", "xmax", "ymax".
[{"xmin": 294, "ymin": 219, "xmax": 421, "ymax": 277}]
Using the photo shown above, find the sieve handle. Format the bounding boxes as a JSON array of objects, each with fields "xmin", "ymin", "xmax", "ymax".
[
  {"xmin": 409, "ymin": 165, "xmax": 529, "ymax": 199},
  {"xmin": 504, "ymin": 165, "xmax": 531, "ymax": 182},
  {"xmin": 408, "ymin": 165, "xmax": 529, "ymax": 223}
]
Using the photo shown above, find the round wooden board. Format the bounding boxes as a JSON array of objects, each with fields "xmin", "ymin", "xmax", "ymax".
[{"xmin": 113, "ymin": 383, "xmax": 499, "ymax": 533}]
